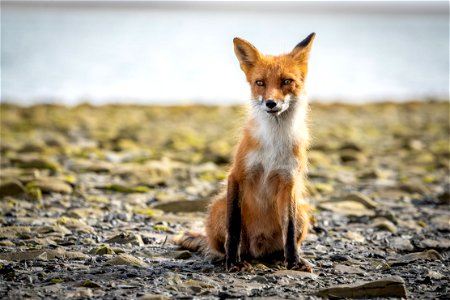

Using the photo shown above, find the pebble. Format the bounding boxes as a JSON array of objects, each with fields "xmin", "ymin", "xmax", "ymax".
[
  {"xmin": 389, "ymin": 237, "xmax": 414, "ymax": 251},
  {"xmin": 315, "ymin": 276, "xmax": 407, "ymax": 298}
]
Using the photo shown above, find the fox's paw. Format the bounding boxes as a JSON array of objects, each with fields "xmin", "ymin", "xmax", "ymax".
[
  {"xmin": 227, "ymin": 261, "xmax": 253, "ymax": 273},
  {"xmin": 286, "ymin": 259, "xmax": 313, "ymax": 273}
]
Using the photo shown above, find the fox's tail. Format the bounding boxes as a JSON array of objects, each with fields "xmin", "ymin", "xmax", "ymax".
[{"xmin": 173, "ymin": 231, "xmax": 209, "ymax": 255}]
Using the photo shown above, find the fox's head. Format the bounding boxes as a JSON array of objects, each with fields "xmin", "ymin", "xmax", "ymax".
[{"xmin": 233, "ymin": 33, "xmax": 315, "ymax": 117}]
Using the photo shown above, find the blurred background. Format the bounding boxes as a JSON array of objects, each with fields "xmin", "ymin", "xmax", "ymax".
[{"xmin": 2, "ymin": 0, "xmax": 449, "ymax": 105}]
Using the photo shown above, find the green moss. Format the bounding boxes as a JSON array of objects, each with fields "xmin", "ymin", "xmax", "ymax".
[
  {"xmin": 25, "ymin": 182, "xmax": 42, "ymax": 200},
  {"xmin": 99, "ymin": 184, "xmax": 150, "ymax": 193},
  {"xmin": 50, "ymin": 278, "xmax": 64, "ymax": 284},
  {"xmin": 133, "ymin": 207, "xmax": 162, "ymax": 217},
  {"xmin": 89, "ymin": 245, "xmax": 114, "ymax": 255},
  {"xmin": 81, "ymin": 280, "xmax": 101, "ymax": 288},
  {"xmin": 153, "ymin": 224, "xmax": 170, "ymax": 232}
]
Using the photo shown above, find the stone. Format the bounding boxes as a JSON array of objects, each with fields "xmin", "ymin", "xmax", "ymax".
[
  {"xmin": 89, "ymin": 245, "xmax": 115, "ymax": 255},
  {"xmin": 437, "ymin": 186, "xmax": 450, "ymax": 205},
  {"xmin": 427, "ymin": 270, "xmax": 445, "ymax": 280},
  {"xmin": 339, "ymin": 150, "xmax": 368, "ymax": 164},
  {"xmin": 97, "ymin": 183, "xmax": 150, "ymax": 193},
  {"xmin": 132, "ymin": 207, "xmax": 164, "ymax": 218},
  {"xmin": 334, "ymin": 264, "xmax": 365, "ymax": 275},
  {"xmin": 399, "ymin": 183, "xmax": 429, "ymax": 195},
  {"xmin": 318, "ymin": 201, "xmax": 374, "ymax": 217},
  {"xmin": 172, "ymin": 250, "xmax": 192, "ymax": 259},
  {"xmin": 430, "ymin": 215, "xmax": 449, "ymax": 231},
  {"xmin": 72, "ymin": 160, "xmax": 113, "ymax": 173},
  {"xmin": 313, "ymin": 182, "xmax": 334, "ymax": 194},
  {"xmin": 0, "ymin": 180, "xmax": 26, "ymax": 197},
  {"xmin": 56, "ymin": 217, "xmax": 94, "ymax": 234},
  {"xmin": 315, "ymin": 276, "xmax": 407, "ymax": 298},
  {"xmin": 418, "ymin": 238, "xmax": 450, "ymax": 250},
  {"xmin": 36, "ymin": 225, "xmax": 72, "ymax": 236},
  {"xmin": 0, "ymin": 248, "xmax": 87, "ymax": 261},
  {"xmin": 344, "ymin": 231, "xmax": 365, "ymax": 243},
  {"xmin": 319, "ymin": 192, "xmax": 377, "ymax": 217},
  {"xmin": 138, "ymin": 295, "xmax": 170, "ymax": 300},
  {"xmin": 0, "ymin": 226, "xmax": 32, "ymax": 239},
  {"xmin": 389, "ymin": 237, "xmax": 414, "ymax": 251},
  {"xmin": 79, "ymin": 280, "xmax": 102, "ymax": 288},
  {"xmin": 273, "ymin": 270, "xmax": 318, "ymax": 280},
  {"xmin": 372, "ymin": 217, "xmax": 398, "ymax": 233},
  {"xmin": 390, "ymin": 249, "xmax": 443, "ymax": 266},
  {"xmin": 105, "ymin": 232, "xmax": 144, "ymax": 246},
  {"xmin": 154, "ymin": 199, "xmax": 210, "ymax": 213},
  {"xmin": 106, "ymin": 254, "xmax": 148, "ymax": 268},
  {"xmin": 27, "ymin": 178, "xmax": 73, "ymax": 194},
  {"xmin": 12, "ymin": 155, "xmax": 61, "ymax": 171}
]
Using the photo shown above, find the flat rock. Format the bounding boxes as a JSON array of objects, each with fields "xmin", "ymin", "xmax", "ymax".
[
  {"xmin": 138, "ymin": 295, "xmax": 170, "ymax": 300},
  {"xmin": 105, "ymin": 254, "xmax": 148, "ymax": 268},
  {"xmin": 154, "ymin": 199, "xmax": 210, "ymax": 213},
  {"xmin": 0, "ymin": 248, "xmax": 87, "ymax": 261},
  {"xmin": 273, "ymin": 269, "xmax": 318, "ymax": 280},
  {"xmin": 334, "ymin": 264, "xmax": 365, "ymax": 275},
  {"xmin": 390, "ymin": 249, "xmax": 443, "ymax": 266},
  {"xmin": 315, "ymin": 276, "xmax": 407, "ymax": 298},
  {"xmin": 372, "ymin": 217, "xmax": 398, "ymax": 233},
  {"xmin": 56, "ymin": 217, "xmax": 94, "ymax": 234},
  {"xmin": 28, "ymin": 178, "xmax": 73, "ymax": 194},
  {"xmin": 344, "ymin": 231, "xmax": 365, "ymax": 243},
  {"xmin": 389, "ymin": 237, "xmax": 414, "ymax": 251},
  {"xmin": 319, "ymin": 192, "xmax": 377, "ymax": 216},
  {"xmin": 0, "ymin": 226, "xmax": 32, "ymax": 239},
  {"xmin": 36, "ymin": 225, "xmax": 72, "ymax": 236},
  {"xmin": 12, "ymin": 155, "xmax": 61, "ymax": 171},
  {"xmin": 172, "ymin": 250, "xmax": 192, "ymax": 259},
  {"xmin": 319, "ymin": 201, "xmax": 375, "ymax": 217},
  {"xmin": 418, "ymin": 238, "xmax": 450, "ymax": 250}
]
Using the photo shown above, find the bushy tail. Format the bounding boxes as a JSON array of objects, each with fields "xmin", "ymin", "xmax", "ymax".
[{"xmin": 173, "ymin": 231, "xmax": 209, "ymax": 254}]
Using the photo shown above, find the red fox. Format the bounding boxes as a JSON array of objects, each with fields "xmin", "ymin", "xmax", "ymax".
[{"xmin": 174, "ymin": 33, "xmax": 316, "ymax": 272}]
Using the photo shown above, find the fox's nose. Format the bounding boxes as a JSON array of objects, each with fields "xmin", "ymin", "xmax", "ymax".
[{"xmin": 266, "ymin": 100, "xmax": 277, "ymax": 109}]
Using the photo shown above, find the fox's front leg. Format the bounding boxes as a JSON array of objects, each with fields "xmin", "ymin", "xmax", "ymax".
[
  {"xmin": 278, "ymin": 182, "xmax": 312, "ymax": 272},
  {"xmin": 225, "ymin": 175, "xmax": 242, "ymax": 271}
]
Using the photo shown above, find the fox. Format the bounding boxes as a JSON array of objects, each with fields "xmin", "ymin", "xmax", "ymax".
[{"xmin": 174, "ymin": 33, "xmax": 316, "ymax": 272}]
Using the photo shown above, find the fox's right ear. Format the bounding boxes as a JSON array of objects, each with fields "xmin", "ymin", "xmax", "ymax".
[{"xmin": 233, "ymin": 37, "xmax": 262, "ymax": 73}]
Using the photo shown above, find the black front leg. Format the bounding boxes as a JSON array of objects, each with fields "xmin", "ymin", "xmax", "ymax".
[
  {"xmin": 225, "ymin": 176, "xmax": 241, "ymax": 270},
  {"xmin": 285, "ymin": 202, "xmax": 299, "ymax": 269}
]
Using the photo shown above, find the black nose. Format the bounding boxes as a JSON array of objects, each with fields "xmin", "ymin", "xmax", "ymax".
[{"xmin": 266, "ymin": 100, "xmax": 277, "ymax": 109}]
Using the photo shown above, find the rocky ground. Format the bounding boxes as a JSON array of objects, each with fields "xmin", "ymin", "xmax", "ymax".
[{"xmin": 0, "ymin": 101, "xmax": 449, "ymax": 299}]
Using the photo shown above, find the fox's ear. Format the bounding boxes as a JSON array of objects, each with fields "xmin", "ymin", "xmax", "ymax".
[
  {"xmin": 291, "ymin": 32, "xmax": 316, "ymax": 63},
  {"xmin": 233, "ymin": 37, "xmax": 262, "ymax": 73}
]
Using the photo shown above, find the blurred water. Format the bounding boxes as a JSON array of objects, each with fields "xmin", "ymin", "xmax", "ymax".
[{"xmin": 1, "ymin": 4, "xmax": 449, "ymax": 105}]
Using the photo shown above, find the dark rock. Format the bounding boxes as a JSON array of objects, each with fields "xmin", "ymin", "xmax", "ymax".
[
  {"xmin": 0, "ymin": 180, "xmax": 26, "ymax": 197},
  {"xmin": 105, "ymin": 233, "xmax": 144, "ymax": 246},
  {"xmin": 172, "ymin": 250, "xmax": 192, "ymax": 259}
]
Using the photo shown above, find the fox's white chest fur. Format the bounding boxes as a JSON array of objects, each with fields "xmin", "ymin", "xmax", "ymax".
[{"xmin": 245, "ymin": 95, "xmax": 309, "ymax": 180}]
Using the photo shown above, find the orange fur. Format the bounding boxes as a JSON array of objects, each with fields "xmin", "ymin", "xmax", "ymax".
[{"xmin": 174, "ymin": 34, "xmax": 316, "ymax": 267}]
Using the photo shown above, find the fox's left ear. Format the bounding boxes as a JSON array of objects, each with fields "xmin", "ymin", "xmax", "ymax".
[{"xmin": 291, "ymin": 32, "xmax": 316, "ymax": 63}]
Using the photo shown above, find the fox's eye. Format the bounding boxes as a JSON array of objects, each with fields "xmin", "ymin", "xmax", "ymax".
[
  {"xmin": 282, "ymin": 79, "xmax": 293, "ymax": 86},
  {"xmin": 255, "ymin": 80, "xmax": 265, "ymax": 87}
]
